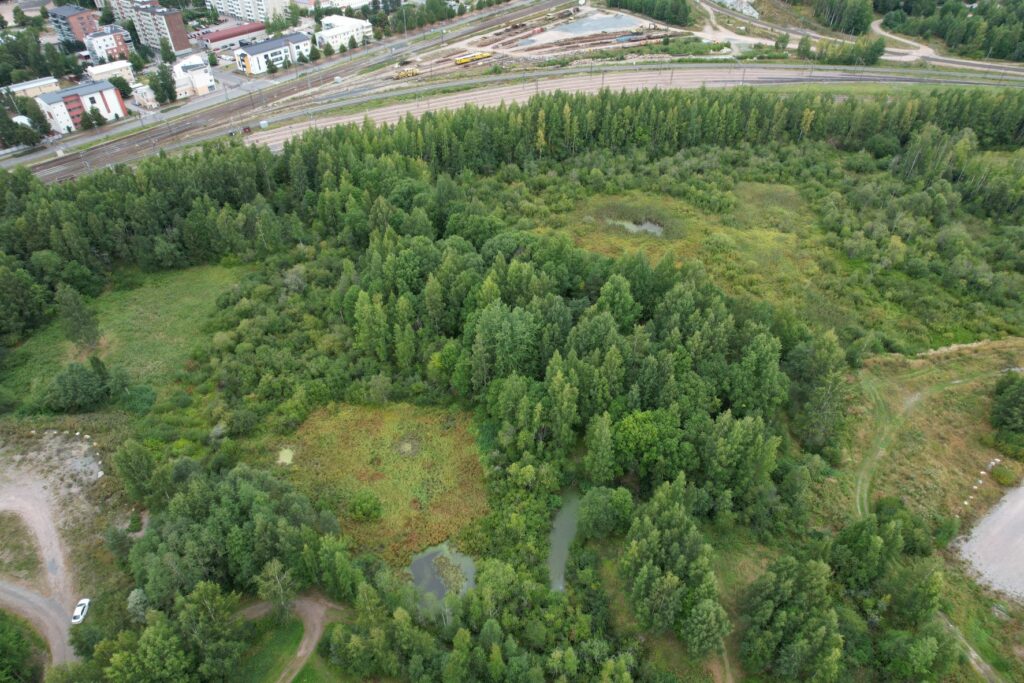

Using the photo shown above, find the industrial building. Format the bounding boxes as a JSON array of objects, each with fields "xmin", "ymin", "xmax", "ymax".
[
  {"xmin": 86, "ymin": 60, "xmax": 134, "ymax": 83},
  {"xmin": 198, "ymin": 22, "xmax": 266, "ymax": 50},
  {"xmin": 2, "ymin": 76, "xmax": 59, "ymax": 98}
]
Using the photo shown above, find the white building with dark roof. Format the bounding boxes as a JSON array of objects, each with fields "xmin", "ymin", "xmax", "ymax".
[
  {"xmin": 36, "ymin": 80, "xmax": 128, "ymax": 133},
  {"xmin": 234, "ymin": 32, "xmax": 311, "ymax": 75}
]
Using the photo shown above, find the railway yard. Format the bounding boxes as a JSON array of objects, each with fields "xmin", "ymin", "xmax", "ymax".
[{"xmin": 6, "ymin": 0, "xmax": 1024, "ymax": 183}]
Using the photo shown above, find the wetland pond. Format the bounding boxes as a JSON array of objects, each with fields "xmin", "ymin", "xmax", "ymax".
[
  {"xmin": 547, "ymin": 493, "xmax": 581, "ymax": 591},
  {"xmin": 408, "ymin": 542, "xmax": 476, "ymax": 600}
]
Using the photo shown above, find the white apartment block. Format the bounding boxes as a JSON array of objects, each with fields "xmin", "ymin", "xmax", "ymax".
[
  {"xmin": 314, "ymin": 15, "xmax": 371, "ymax": 52},
  {"xmin": 208, "ymin": 0, "xmax": 288, "ymax": 23},
  {"xmin": 36, "ymin": 80, "xmax": 128, "ymax": 133},
  {"xmin": 234, "ymin": 33, "xmax": 311, "ymax": 74}
]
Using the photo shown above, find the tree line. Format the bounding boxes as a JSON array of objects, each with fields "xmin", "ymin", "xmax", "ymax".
[
  {"xmin": 881, "ymin": 0, "xmax": 1024, "ymax": 62},
  {"xmin": 608, "ymin": 0, "xmax": 692, "ymax": 27}
]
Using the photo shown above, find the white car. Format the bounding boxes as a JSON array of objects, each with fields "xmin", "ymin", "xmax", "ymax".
[{"xmin": 71, "ymin": 599, "xmax": 90, "ymax": 624}]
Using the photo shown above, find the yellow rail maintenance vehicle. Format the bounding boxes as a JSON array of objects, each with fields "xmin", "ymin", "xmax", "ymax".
[{"xmin": 453, "ymin": 52, "xmax": 492, "ymax": 65}]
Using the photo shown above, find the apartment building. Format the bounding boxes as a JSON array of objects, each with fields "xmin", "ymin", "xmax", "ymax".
[
  {"xmin": 36, "ymin": 80, "xmax": 127, "ymax": 133},
  {"xmin": 107, "ymin": 0, "xmax": 156, "ymax": 24},
  {"xmin": 234, "ymin": 33, "xmax": 310, "ymax": 75},
  {"xmin": 48, "ymin": 5, "xmax": 99, "ymax": 43},
  {"xmin": 207, "ymin": 0, "xmax": 288, "ymax": 24},
  {"xmin": 314, "ymin": 15, "xmax": 371, "ymax": 52},
  {"xmin": 134, "ymin": 5, "xmax": 191, "ymax": 55},
  {"xmin": 84, "ymin": 25, "xmax": 134, "ymax": 62}
]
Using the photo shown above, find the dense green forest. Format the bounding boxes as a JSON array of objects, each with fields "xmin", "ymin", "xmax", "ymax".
[
  {"xmin": 608, "ymin": 0, "xmax": 693, "ymax": 26},
  {"xmin": 880, "ymin": 0, "xmax": 1024, "ymax": 61},
  {"xmin": 2, "ymin": 87, "xmax": 1024, "ymax": 681}
]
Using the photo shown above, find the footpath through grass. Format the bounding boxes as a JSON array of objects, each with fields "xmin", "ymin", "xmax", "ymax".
[{"xmin": 236, "ymin": 615, "xmax": 304, "ymax": 683}]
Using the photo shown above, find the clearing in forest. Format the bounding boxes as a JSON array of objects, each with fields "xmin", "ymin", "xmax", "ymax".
[
  {"xmin": 809, "ymin": 337, "xmax": 1024, "ymax": 527},
  {"xmin": 282, "ymin": 403, "xmax": 489, "ymax": 564},
  {"xmin": 549, "ymin": 185, "xmax": 861, "ymax": 332},
  {"xmin": 0, "ymin": 265, "xmax": 245, "ymax": 407}
]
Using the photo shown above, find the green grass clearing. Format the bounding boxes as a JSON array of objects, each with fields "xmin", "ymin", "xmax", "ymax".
[
  {"xmin": 0, "ymin": 512, "xmax": 42, "ymax": 583},
  {"xmin": 278, "ymin": 402, "xmax": 489, "ymax": 564},
  {"xmin": 548, "ymin": 186, "xmax": 868, "ymax": 335},
  {"xmin": 0, "ymin": 265, "xmax": 246, "ymax": 410},
  {"xmin": 235, "ymin": 615, "xmax": 304, "ymax": 683}
]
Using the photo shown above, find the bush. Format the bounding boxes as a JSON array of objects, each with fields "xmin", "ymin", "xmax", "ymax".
[
  {"xmin": 991, "ymin": 464, "xmax": 1017, "ymax": 487},
  {"xmin": 577, "ymin": 487, "xmax": 634, "ymax": 540},
  {"xmin": 42, "ymin": 360, "xmax": 109, "ymax": 412},
  {"xmin": 348, "ymin": 490, "xmax": 382, "ymax": 521}
]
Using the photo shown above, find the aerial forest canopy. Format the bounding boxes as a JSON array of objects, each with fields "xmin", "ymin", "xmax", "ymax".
[{"xmin": 2, "ymin": 87, "xmax": 1024, "ymax": 681}]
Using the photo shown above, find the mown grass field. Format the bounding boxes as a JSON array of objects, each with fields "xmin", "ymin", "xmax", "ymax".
[
  {"xmin": 0, "ymin": 265, "xmax": 246, "ymax": 409},
  {"xmin": 279, "ymin": 403, "xmax": 489, "ymax": 564},
  {"xmin": 236, "ymin": 615, "xmax": 305, "ymax": 683},
  {"xmin": 0, "ymin": 511, "xmax": 41, "ymax": 582}
]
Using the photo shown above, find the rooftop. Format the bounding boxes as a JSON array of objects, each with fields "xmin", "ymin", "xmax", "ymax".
[
  {"xmin": 203, "ymin": 21, "xmax": 264, "ymax": 42},
  {"xmin": 236, "ymin": 32, "xmax": 309, "ymax": 57},
  {"xmin": 320, "ymin": 15, "xmax": 372, "ymax": 30},
  {"xmin": 136, "ymin": 5, "xmax": 181, "ymax": 14},
  {"xmin": 86, "ymin": 25, "xmax": 130, "ymax": 38},
  {"xmin": 38, "ymin": 80, "xmax": 117, "ymax": 104},
  {"xmin": 47, "ymin": 4, "xmax": 92, "ymax": 17},
  {"xmin": 86, "ymin": 60, "xmax": 132, "ymax": 73},
  {"xmin": 4, "ymin": 76, "xmax": 59, "ymax": 91}
]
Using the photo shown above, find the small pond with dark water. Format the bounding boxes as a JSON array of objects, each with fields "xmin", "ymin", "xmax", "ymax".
[
  {"xmin": 547, "ymin": 492, "xmax": 580, "ymax": 591},
  {"xmin": 408, "ymin": 541, "xmax": 476, "ymax": 600}
]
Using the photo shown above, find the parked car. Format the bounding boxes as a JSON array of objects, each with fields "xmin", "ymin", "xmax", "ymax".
[{"xmin": 71, "ymin": 598, "xmax": 90, "ymax": 624}]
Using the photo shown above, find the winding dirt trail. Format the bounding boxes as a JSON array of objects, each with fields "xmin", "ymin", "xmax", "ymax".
[
  {"xmin": 0, "ymin": 433, "xmax": 101, "ymax": 667},
  {"xmin": 241, "ymin": 594, "xmax": 343, "ymax": 683}
]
